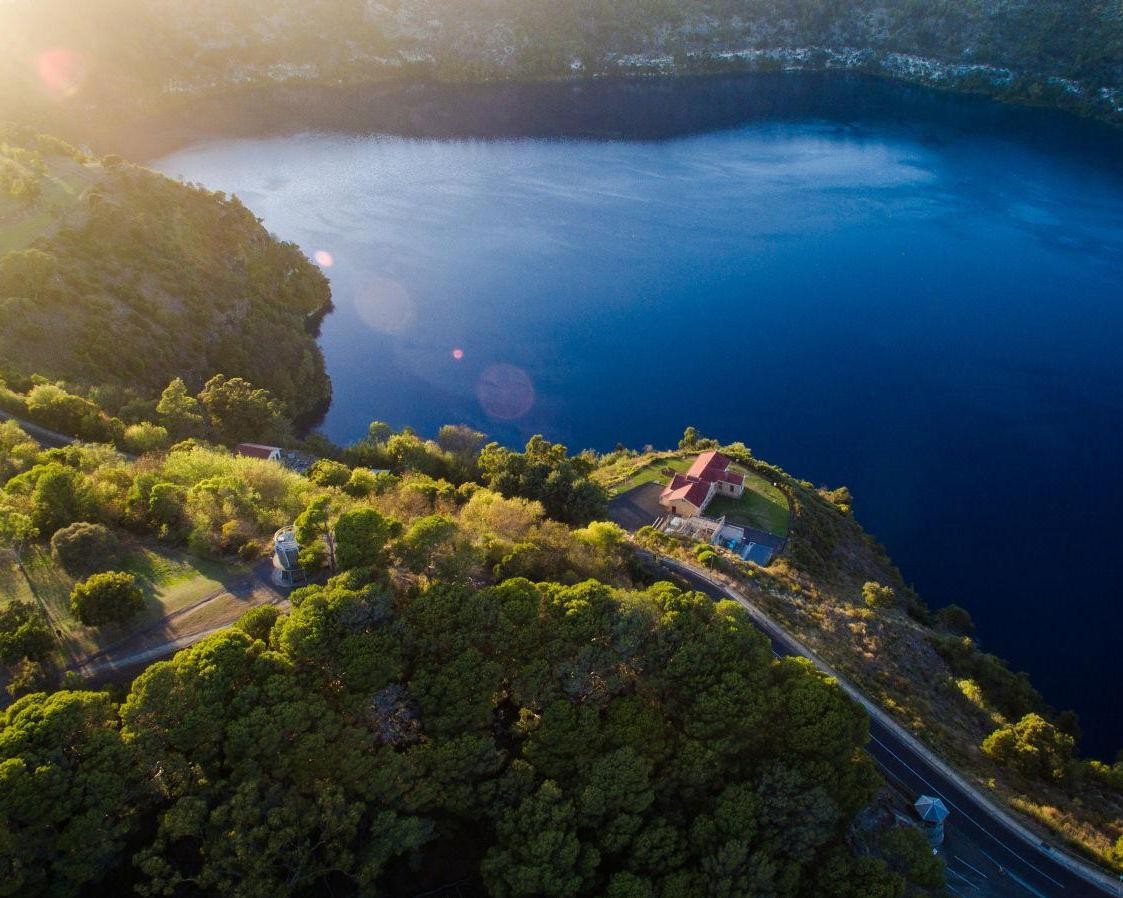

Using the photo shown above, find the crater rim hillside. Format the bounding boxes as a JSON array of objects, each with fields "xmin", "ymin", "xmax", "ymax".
[
  {"xmin": 0, "ymin": 124, "xmax": 333, "ymax": 427},
  {"xmin": 0, "ymin": 0, "xmax": 1120, "ymax": 133}
]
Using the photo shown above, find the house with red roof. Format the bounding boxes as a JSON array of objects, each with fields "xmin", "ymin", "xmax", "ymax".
[{"xmin": 659, "ymin": 451, "xmax": 745, "ymax": 517}]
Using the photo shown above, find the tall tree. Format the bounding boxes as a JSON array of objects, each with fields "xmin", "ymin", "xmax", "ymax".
[
  {"xmin": 198, "ymin": 375, "xmax": 288, "ymax": 445},
  {"xmin": 155, "ymin": 377, "xmax": 205, "ymax": 437},
  {"xmin": 294, "ymin": 494, "xmax": 336, "ymax": 570},
  {"xmin": 0, "ymin": 504, "xmax": 36, "ymax": 563},
  {"xmin": 0, "ymin": 691, "xmax": 148, "ymax": 898},
  {"xmin": 333, "ymin": 507, "xmax": 399, "ymax": 571},
  {"xmin": 27, "ymin": 463, "xmax": 85, "ymax": 535},
  {"xmin": 70, "ymin": 571, "xmax": 145, "ymax": 627}
]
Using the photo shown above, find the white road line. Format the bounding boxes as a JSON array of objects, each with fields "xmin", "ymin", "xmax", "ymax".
[
  {"xmin": 979, "ymin": 849, "xmax": 1003, "ymax": 869},
  {"xmin": 955, "ymin": 856, "xmax": 990, "ymax": 879},
  {"xmin": 1006, "ymin": 867, "xmax": 1056, "ymax": 898},
  {"xmin": 664, "ymin": 555, "xmax": 1110, "ymax": 895},
  {"xmin": 947, "ymin": 866, "xmax": 980, "ymax": 889},
  {"xmin": 870, "ymin": 734, "xmax": 1066, "ymax": 890},
  {"xmin": 976, "ymin": 847, "xmax": 1058, "ymax": 898}
]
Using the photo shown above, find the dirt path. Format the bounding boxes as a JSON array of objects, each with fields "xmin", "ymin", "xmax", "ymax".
[{"xmin": 68, "ymin": 559, "xmax": 289, "ymax": 681}]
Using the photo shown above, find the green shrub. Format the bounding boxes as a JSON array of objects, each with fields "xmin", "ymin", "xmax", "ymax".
[
  {"xmin": 235, "ymin": 604, "xmax": 282, "ymax": 643},
  {"xmin": 935, "ymin": 604, "xmax": 975, "ymax": 635},
  {"xmin": 932, "ymin": 635, "xmax": 1042, "ymax": 721},
  {"xmin": 50, "ymin": 521, "xmax": 120, "ymax": 576},
  {"xmin": 307, "ymin": 459, "xmax": 351, "ymax": 487},
  {"xmin": 1111, "ymin": 834, "xmax": 1123, "ymax": 868},
  {"xmin": 862, "ymin": 581, "xmax": 896, "ymax": 609},
  {"xmin": 0, "ymin": 602, "xmax": 54, "ymax": 664},
  {"xmin": 123, "ymin": 422, "xmax": 170, "ymax": 455},
  {"xmin": 982, "ymin": 713, "xmax": 1075, "ymax": 782},
  {"xmin": 69, "ymin": 571, "xmax": 145, "ymax": 627},
  {"xmin": 6, "ymin": 657, "xmax": 49, "ymax": 698},
  {"xmin": 880, "ymin": 826, "xmax": 944, "ymax": 889},
  {"xmin": 335, "ymin": 507, "xmax": 399, "ymax": 571}
]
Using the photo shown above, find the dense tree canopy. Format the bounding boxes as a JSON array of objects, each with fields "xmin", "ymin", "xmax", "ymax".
[
  {"xmin": 0, "ymin": 691, "xmax": 147, "ymax": 898},
  {"xmin": 0, "ymin": 576, "xmax": 900, "ymax": 897},
  {"xmin": 479, "ymin": 436, "xmax": 607, "ymax": 526},
  {"xmin": 0, "ymin": 404, "xmax": 1110, "ymax": 884}
]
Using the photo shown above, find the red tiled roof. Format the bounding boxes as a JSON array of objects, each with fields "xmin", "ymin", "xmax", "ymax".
[
  {"xmin": 235, "ymin": 443, "xmax": 280, "ymax": 459},
  {"xmin": 686, "ymin": 450, "xmax": 732, "ymax": 480},
  {"xmin": 660, "ymin": 473, "xmax": 692, "ymax": 498},
  {"xmin": 661, "ymin": 452, "xmax": 743, "ymax": 512},
  {"xmin": 663, "ymin": 480, "xmax": 711, "ymax": 509}
]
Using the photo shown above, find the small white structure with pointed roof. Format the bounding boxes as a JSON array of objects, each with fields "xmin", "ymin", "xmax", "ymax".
[
  {"xmin": 914, "ymin": 795, "xmax": 949, "ymax": 846},
  {"xmin": 272, "ymin": 526, "xmax": 305, "ymax": 587}
]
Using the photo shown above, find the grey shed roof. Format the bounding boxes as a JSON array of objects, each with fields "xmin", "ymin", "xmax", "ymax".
[{"xmin": 914, "ymin": 795, "xmax": 949, "ymax": 824}]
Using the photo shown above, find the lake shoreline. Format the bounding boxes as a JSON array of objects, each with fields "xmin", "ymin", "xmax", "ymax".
[
  {"xmin": 148, "ymin": 79, "xmax": 1123, "ymax": 760},
  {"xmin": 33, "ymin": 70, "xmax": 1121, "ymax": 166},
  {"xmin": 16, "ymin": 48, "xmax": 1121, "ymax": 162}
]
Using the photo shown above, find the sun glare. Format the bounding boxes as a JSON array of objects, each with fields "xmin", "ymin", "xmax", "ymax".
[{"xmin": 36, "ymin": 48, "xmax": 84, "ymax": 99}]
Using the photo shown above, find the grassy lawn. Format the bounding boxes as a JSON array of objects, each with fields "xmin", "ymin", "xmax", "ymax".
[
  {"xmin": 704, "ymin": 471, "xmax": 790, "ymax": 536},
  {"xmin": 596, "ymin": 453, "xmax": 791, "ymax": 536},
  {"xmin": 595, "ymin": 453, "xmax": 694, "ymax": 497},
  {"xmin": 1, "ymin": 542, "xmax": 244, "ymax": 660}
]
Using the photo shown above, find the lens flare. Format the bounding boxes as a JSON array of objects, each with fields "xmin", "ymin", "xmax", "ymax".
[
  {"xmin": 36, "ymin": 48, "xmax": 84, "ymax": 100},
  {"xmin": 313, "ymin": 250, "xmax": 334, "ymax": 268},
  {"xmin": 476, "ymin": 363, "xmax": 535, "ymax": 420},
  {"xmin": 353, "ymin": 277, "xmax": 415, "ymax": 334},
  {"xmin": 452, "ymin": 348, "xmax": 464, "ymax": 360}
]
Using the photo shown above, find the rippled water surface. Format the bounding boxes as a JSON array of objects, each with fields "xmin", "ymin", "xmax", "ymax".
[{"xmin": 151, "ymin": 75, "xmax": 1123, "ymax": 757}]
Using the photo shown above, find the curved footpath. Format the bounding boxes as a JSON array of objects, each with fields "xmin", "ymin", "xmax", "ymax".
[{"xmin": 650, "ymin": 552, "xmax": 1123, "ymax": 898}]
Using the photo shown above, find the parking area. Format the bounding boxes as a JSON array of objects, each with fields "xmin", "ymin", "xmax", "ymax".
[{"xmin": 608, "ymin": 481, "xmax": 666, "ymax": 532}]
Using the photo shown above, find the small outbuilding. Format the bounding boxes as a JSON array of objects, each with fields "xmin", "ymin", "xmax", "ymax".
[{"xmin": 235, "ymin": 442, "xmax": 282, "ymax": 462}]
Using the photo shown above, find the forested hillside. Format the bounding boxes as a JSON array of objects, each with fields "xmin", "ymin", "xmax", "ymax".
[
  {"xmin": 0, "ymin": 125, "xmax": 331, "ymax": 423},
  {"xmin": 0, "ymin": 414, "xmax": 954, "ymax": 897},
  {"xmin": 2, "ymin": 580, "xmax": 904, "ymax": 897},
  {"xmin": 0, "ymin": 0, "xmax": 1120, "ymax": 129},
  {"xmin": 1, "ymin": 401, "xmax": 1121, "ymax": 889}
]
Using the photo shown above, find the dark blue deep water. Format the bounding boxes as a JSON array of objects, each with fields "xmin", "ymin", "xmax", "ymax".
[{"xmin": 150, "ymin": 75, "xmax": 1123, "ymax": 759}]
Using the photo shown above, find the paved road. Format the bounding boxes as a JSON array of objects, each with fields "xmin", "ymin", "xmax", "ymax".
[
  {"xmin": 653, "ymin": 554, "xmax": 1123, "ymax": 898},
  {"xmin": 0, "ymin": 409, "xmax": 77, "ymax": 449}
]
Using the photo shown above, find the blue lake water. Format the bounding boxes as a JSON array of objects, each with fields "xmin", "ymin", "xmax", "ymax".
[{"xmin": 150, "ymin": 75, "xmax": 1123, "ymax": 758}]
